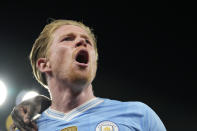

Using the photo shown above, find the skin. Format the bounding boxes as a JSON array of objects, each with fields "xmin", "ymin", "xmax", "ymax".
[{"xmin": 10, "ymin": 25, "xmax": 98, "ymax": 130}]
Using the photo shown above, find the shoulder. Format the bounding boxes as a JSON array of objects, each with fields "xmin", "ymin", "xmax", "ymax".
[
  {"xmin": 100, "ymin": 98, "xmax": 152, "ymax": 119},
  {"xmin": 104, "ymin": 99, "xmax": 159, "ymax": 114},
  {"xmin": 102, "ymin": 98, "xmax": 148, "ymax": 112},
  {"xmin": 125, "ymin": 101, "xmax": 167, "ymax": 131},
  {"xmin": 102, "ymin": 99, "xmax": 166, "ymax": 131},
  {"xmin": 125, "ymin": 101, "xmax": 149, "ymax": 110},
  {"xmin": 124, "ymin": 101, "xmax": 166, "ymax": 131}
]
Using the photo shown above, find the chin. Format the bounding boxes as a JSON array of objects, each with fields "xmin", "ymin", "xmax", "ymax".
[{"xmin": 69, "ymin": 71, "xmax": 92, "ymax": 87}]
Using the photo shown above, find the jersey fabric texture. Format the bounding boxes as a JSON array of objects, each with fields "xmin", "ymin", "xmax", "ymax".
[{"xmin": 33, "ymin": 97, "xmax": 166, "ymax": 131}]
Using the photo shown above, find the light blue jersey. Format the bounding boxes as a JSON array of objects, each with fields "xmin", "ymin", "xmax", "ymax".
[{"xmin": 36, "ymin": 98, "xmax": 166, "ymax": 131}]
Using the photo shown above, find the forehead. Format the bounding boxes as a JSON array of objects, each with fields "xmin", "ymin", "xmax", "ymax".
[{"xmin": 53, "ymin": 24, "xmax": 89, "ymax": 37}]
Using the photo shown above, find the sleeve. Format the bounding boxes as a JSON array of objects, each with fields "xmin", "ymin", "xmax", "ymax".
[{"xmin": 142, "ymin": 103, "xmax": 166, "ymax": 131}]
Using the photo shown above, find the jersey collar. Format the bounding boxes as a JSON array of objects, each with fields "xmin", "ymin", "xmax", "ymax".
[{"xmin": 44, "ymin": 97, "xmax": 104, "ymax": 121}]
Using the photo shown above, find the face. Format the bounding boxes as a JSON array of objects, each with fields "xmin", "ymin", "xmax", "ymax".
[{"xmin": 46, "ymin": 25, "xmax": 97, "ymax": 88}]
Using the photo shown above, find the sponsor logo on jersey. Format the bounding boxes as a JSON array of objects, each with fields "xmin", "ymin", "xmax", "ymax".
[
  {"xmin": 96, "ymin": 121, "xmax": 119, "ymax": 131},
  {"xmin": 61, "ymin": 126, "xmax": 78, "ymax": 131}
]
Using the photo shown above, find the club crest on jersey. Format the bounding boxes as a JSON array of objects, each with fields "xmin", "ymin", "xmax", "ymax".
[
  {"xmin": 61, "ymin": 126, "xmax": 77, "ymax": 131},
  {"xmin": 96, "ymin": 121, "xmax": 119, "ymax": 131}
]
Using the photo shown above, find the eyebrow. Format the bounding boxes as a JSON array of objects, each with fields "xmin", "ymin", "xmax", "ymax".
[
  {"xmin": 58, "ymin": 32, "xmax": 92, "ymax": 43},
  {"xmin": 62, "ymin": 33, "xmax": 75, "ymax": 37},
  {"xmin": 80, "ymin": 34, "xmax": 89, "ymax": 39},
  {"xmin": 58, "ymin": 33, "xmax": 74, "ymax": 41},
  {"xmin": 60, "ymin": 32, "xmax": 90, "ymax": 39}
]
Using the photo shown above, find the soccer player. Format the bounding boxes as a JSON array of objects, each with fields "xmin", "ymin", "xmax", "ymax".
[{"xmin": 10, "ymin": 19, "xmax": 166, "ymax": 131}]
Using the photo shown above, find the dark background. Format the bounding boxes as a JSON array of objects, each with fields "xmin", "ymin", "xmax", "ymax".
[{"xmin": 0, "ymin": 1, "xmax": 196, "ymax": 130}]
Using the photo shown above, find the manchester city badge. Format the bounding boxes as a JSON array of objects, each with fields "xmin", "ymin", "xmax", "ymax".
[{"xmin": 96, "ymin": 121, "xmax": 119, "ymax": 131}]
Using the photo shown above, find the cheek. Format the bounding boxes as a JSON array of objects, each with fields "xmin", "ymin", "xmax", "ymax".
[
  {"xmin": 90, "ymin": 52, "xmax": 97, "ymax": 81},
  {"xmin": 90, "ymin": 51, "xmax": 97, "ymax": 69},
  {"xmin": 92, "ymin": 50, "xmax": 97, "ymax": 63},
  {"xmin": 50, "ymin": 47, "xmax": 72, "ymax": 68}
]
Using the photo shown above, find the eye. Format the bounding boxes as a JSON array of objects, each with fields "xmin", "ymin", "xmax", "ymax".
[
  {"xmin": 61, "ymin": 36, "xmax": 74, "ymax": 42},
  {"xmin": 85, "ymin": 39, "xmax": 92, "ymax": 45}
]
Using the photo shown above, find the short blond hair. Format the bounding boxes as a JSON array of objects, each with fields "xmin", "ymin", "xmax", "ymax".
[{"xmin": 29, "ymin": 19, "xmax": 98, "ymax": 88}]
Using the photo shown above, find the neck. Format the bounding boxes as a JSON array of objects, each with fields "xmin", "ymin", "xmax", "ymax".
[{"xmin": 48, "ymin": 80, "xmax": 95, "ymax": 113}]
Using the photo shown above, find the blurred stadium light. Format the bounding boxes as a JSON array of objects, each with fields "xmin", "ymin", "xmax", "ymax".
[{"xmin": 0, "ymin": 80, "xmax": 7, "ymax": 106}]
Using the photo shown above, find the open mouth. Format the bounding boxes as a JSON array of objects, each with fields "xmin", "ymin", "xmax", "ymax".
[{"xmin": 75, "ymin": 50, "xmax": 89, "ymax": 64}]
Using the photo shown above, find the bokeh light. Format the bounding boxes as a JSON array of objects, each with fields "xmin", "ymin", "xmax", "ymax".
[{"xmin": 0, "ymin": 80, "xmax": 7, "ymax": 106}]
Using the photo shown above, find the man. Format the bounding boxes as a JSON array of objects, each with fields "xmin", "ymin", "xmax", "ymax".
[{"xmin": 10, "ymin": 19, "xmax": 166, "ymax": 131}]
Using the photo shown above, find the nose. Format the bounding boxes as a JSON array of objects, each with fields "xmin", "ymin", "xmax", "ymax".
[{"xmin": 75, "ymin": 39, "xmax": 87, "ymax": 48}]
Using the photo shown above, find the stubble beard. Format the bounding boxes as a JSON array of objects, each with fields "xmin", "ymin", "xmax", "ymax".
[{"xmin": 69, "ymin": 67, "xmax": 92, "ymax": 87}]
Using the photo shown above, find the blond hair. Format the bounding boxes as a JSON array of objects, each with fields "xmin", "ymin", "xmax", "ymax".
[{"xmin": 29, "ymin": 19, "xmax": 98, "ymax": 88}]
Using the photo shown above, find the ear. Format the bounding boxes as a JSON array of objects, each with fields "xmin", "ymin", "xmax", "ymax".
[{"xmin": 37, "ymin": 58, "xmax": 51, "ymax": 73}]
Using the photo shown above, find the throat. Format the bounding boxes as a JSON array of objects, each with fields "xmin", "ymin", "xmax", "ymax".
[{"xmin": 50, "ymin": 84, "xmax": 95, "ymax": 113}]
